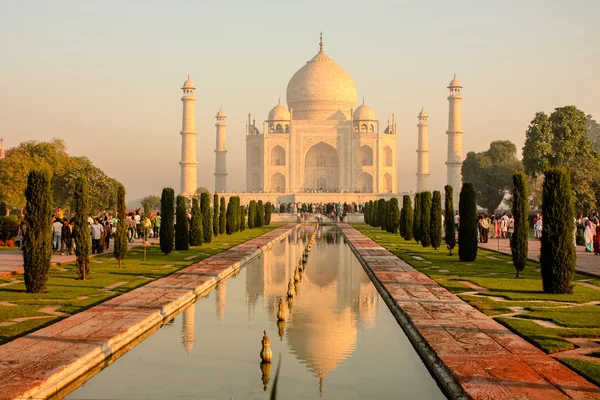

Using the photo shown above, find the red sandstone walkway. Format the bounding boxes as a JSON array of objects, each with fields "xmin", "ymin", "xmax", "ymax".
[
  {"xmin": 339, "ymin": 224, "xmax": 600, "ymax": 400},
  {"xmin": 479, "ymin": 239, "xmax": 600, "ymax": 278},
  {"xmin": 0, "ymin": 224, "xmax": 297, "ymax": 400}
]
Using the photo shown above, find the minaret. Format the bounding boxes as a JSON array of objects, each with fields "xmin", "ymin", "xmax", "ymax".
[
  {"xmin": 214, "ymin": 108, "xmax": 228, "ymax": 193},
  {"xmin": 180, "ymin": 76, "xmax": 198, "ymax": 196},
  {"xmin": 0, "ymin": 138, "xmax": 5, "ymax": 160},
  {"xmin": 416, "ymin": 108, "xmax": 429, "ymax": 192},
  {"xmin": 446, "ymin": 74, "xmax": 463, "ymax": 207}
]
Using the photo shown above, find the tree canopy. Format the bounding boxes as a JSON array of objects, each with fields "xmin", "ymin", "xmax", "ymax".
[{"xmin": 462, "ymin": 140, "xmax": 523, "ymax": 215}]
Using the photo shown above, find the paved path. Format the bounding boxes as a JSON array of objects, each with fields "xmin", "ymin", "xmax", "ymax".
[
  {"xmin": 0, "ymin": 238, "xmax": 159, "ymax": 277},
  {"xmin": 0, "ymin": 224, "xmax": 297, "ymax": 400},
  {"xmin": 479, "ymin": 239, "xmax": 600, "ymax": 278},
  {"xmin": 339, "ymin": 224, "xmax": 600, "ymax": 400}
]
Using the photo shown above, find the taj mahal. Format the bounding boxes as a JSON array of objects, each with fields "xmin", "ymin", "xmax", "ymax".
[{"xmin": 178, "ymin": 33, "xmax": 464, "ymax": 205}]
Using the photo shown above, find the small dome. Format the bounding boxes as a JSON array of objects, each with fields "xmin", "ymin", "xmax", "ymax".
[
  {"xmin": 353, "ymin": 103, "xmax": 376, "ymax": 121},
  {"xmin": 448, "ymin": 75, "xmax": 461, "ymax": 88},
  {"xmin": 182, "ymin": 78, "xmax": 195, "ymax": 89},
  {"xmin": 216, "ymin": 109, "xmax": 226, "ymax": 118},
  {"xmin": 418, "ymin": 108, "xmax": 428, "ymax": 118},
  {"xmin": 268, "ymin": 103, "xmax": 291, "ymax": 121}
]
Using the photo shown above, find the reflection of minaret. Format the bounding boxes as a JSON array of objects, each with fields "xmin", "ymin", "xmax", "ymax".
[
  {"xmin": 446, "ymin": 74, "xmax": 463, "ymax": 207},
  {"xmin": 216, "ymin": 282, "xmax": 226, "ymax": 319},
  {"xmin": 214, "ymin": 108, "xmax": 228, "ymax": 193},
  {"xmin": 180, "ymin": 76, "xmax": 198, "ymax": 196},
  {"xmin": 181, "ymin": 304, "xmax": 195, "ymax": 353},
  {"xmin": 416, "ymin": 108, "xmax": 429, "ymax": 192}
]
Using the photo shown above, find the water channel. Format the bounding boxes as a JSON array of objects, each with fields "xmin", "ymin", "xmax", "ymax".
[{"xmin": 64, "ymin": 226, "xmax": 446, "ymax": 399}]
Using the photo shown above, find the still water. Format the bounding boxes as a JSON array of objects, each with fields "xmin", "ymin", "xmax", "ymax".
[{"xmin": 66, "ymin": 226, "xmax": 446, "ymax": 399}]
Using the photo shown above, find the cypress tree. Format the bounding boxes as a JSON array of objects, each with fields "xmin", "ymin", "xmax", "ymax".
[
  {"xmin": 189, "ymin": 197, "xmax": 203, "ymax": 246},
  {"xmin": 540, "ymin": 168, "xmax": 575, "ymax": 294},
  {"xmin": 235, "ymin": 197, "xmax": 241, "ymax": 232},
  {"xmin": 401, "ymin": 195, "xmax": 413, "ymax": 240},
  {"xmin": 175, "ymin": 195, "xmax": 189, "ymax": 250},
  {"xmin": 257, "ymin": 200, "xmax": 265, "ymax": 227},
  {"xmin": 430, "ymin": 191, "xmax": 442, "ymax": 250},
  {"xmin": 412, "ymin": 193, "xmax": 422, "ymax": 243},
  {"xmin": 265, "ymin": 201, "xmax": 272, "ymax": 225},
  {"xmin": 458, "ymin": 182, "xmax": 478, "ymax": 262},
  {"xmin": 369, "ymin": 200, "xmax": 376, "ymax": 227},
  {"xmin": 511, "ymin": 172, "xmax": 529, "ymax": 278},
  {"xmin": 380, "ymin": 200, "xmax": 388, "ymax": 231},
  {"xmin": 73, "ymin": 176, "xmax": 91, "ymax": 280},
  {"xmin": 219, "ymin": 197, "xmax": 226, "ymax": 235},
  {"xmin": 23, "ymin": 169, "xmax": 53, "ymax": 292},
  {"xmin": 420, "ymin": 191, "xmax": 432, "ymax": 247},
  {"xmin": 226, "ymin": 197, "xmax": 235, "ymax": 234},
  {"xmin": 213, "ymin": 194, "xmax": 219, "ymax": 237},
  {"xmin": 444, "ymin": 185, "xmax": 456, "ymax": 255},
  {"xmin": 160, "ymin": 188, "xmax": 175, "ymax": 255},
  {"xmin": 113, "ymin": 184, "xmax": 128, "ymax": 269},
  {"xmin": 248, "ymin": 200, "xmax": 256, "ymax": 229},
  {"xmin": 241, "ymin": 206, "xmax": 247, "ymax": 231},
  {"xmin": 387, "ymin": 198, "xmax": 400, "ymax": 233},
  {"xmin": 373, "ymin": 199, "xmax": 383, "ymax": 228},
  {"xmin": 201, "ymin": 192, "xmax": 212, "ymax": 243},
  {"xmin": 363, "ymin": 202, "xmax": 370, "ymax": 225}
]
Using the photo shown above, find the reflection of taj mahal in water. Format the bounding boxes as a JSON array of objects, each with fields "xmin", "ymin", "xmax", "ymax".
[{"xmin": 245, "ymin": 227, "xmax": 379, "ymax": 382}]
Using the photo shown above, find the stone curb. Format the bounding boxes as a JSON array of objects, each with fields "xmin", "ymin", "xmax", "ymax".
[{"xmin": 0, "ymin": 225, "xmax": 298, "ymax": 400}]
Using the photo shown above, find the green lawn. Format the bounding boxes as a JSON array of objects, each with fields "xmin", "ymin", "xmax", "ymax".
[
  {"xmin": 0, "ymin": 226, "xmax": 276, "ymax": 344},
  {"xmin": 557, "ymin": 358, "xmax": 600, "ymax": 387},
  {"xmin": 354, "ymin": 224, "xmax": 600, "ymax": 383}
]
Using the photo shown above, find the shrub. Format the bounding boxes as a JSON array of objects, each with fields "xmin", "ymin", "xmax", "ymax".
[
  {"xmin": 219, "ymin": 197, "xmax": 226, "ymax": 235},
  {"xmin": 201, "ymin": 192, "xmax": 212, "ymax": 243},
  {"xmin": 387, "ymin": 198, "xmax": 400, "ymax": 233},
  {"xmin": 369, "ymin": 200, "xmax": 376, "ymax": 227},
  {"xmin": 175, "ymin": 195, "xmax": 189, "ymax": 250},
  {"xmin": 363, "ymin": 202, "xmax": 370, "ymax": 225},
  {"xmin": 541, "ymin": 168, "xmax": 575, "ymax": 294},
  {"xmin": 160, "ymin": 188, "xmax": 175, "ymax": 255},
  {"xmin": 23, "ymin": 169, "xmax": 53, "ymax": 292},
  {"xmin": 73, "ymin": 176, "xmax": 91, "ymax": 279},
  {"xmin": 400, "ymin": 195, "xmax": 413, "ymax": 240},
  {"xmin": 412, "ymin": 193, "xmax": 422, "ymax": 243},
  {"xmin": 430, "ymin": 191, "xmax": 442, "ymax": 250},
  {"xmin": 226, "ymin": 197, "xmax": 235, "ymax": 235},
  {"xmin": 213, "ymin": 194, "xmax": 219, "ymax": 237},
  {"xmin": 511, "ymin": 172, "xmax": 529, "ymax": 278},
  {"xmin": 265, "ymin": 202, "xmax": 272, "ymax": 225},
  {"xmin": 248, "ymin": 201, "xmax": 256, "ymax": 229},
  {"xmin": 257, "ymin": 200, "xmax": 265, "ymax": 227},
  {"xmin": 458, "ymin": 182, "xmax": 478, "ymax": 262},
  {"xmin": 234, "ymin": 197, "xmax": 241, "ymax": 232},
  {"xmin": 189, "ymin": 197, "xmax": 203, "ymax": 246},
  {"xmin": 0, "ymin": 216, "xmax": 19, "ymax": 242},
  {"xmin": 240, "ymin": 206, "xmax": 246, "ymax": 231},
  {"xmin": 113, "ymin": 184, "xmax": 128, "ymax": 269},
  {"xmin": 420, "ymin": 191, "xmax": 432, "ymax": 247},
  {"xmin": 444, "ymin": 185, "xmax": 456, "ymax": 255},
  {"xmin": 380, "ymin": 200, "xmax": 388, "ymax": 231}
]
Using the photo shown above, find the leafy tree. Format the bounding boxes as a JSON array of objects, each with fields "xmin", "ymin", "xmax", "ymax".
[
  {"xmin": 175, "ymin": 195, "xmax": 189, "ymax": 250},
  {"xmin": 113, "ymin": 184, "xmax": 128, "ymax": 269},
  {"xmin": 400, "ymin": 195, "xmax": 413, "ymax": 240},
  {"xmin": 412, "ymin": 193, "xmax": 422, "ymax": 243},
  {"xmin": 458, "ymin": 183, "xmax": 478, "ymax": 262},
  {"xmin": 201, "ymin": 192, "xmax": 212, "ymax": 243},
  {"xmin": 219, "ymin": 197, "xmax": 226, "ymax": 234},
  {"xmin": 379, "ymin": 200, "xmax": 388, "ymax": 231},
  {"xmin": 189, "ymin": 197, "xmax": 203, "ymax": 246},
  {"xmin": 444, "ymin": 185, "xmax": 456, "ymax": 255},
  {"xmin": 248, "ymin": 201, "xmax": 256, "ymax": 229},
  {"xmin": 587, "ymin": 114, "xmax": 600, "ymax": 152},
  {"xmin": 140, "ymin": 195, "xmax": 161, "ymax": 211},
  {"xmin": 160, "ymin": 188, "xmax": 175, "ymax": 255},
  {"xmin": 510, "ymin": 172, "xmax": 529, "ymax": 278},
  {"xmin": 265, "ymin": 202, "xmax": 272, "ymax": 225},
  {"xmin": 23, "ymin": 169, "xmax": 53, "ymax": 292},
  {"xmin": 226, "ymin": 197, "xmax": 235, "ymax": 235},
  {"xmin": 213, "ymin": 194, "xmax": 219, "ymax": 237},
  {"xmin": 540, "ymin": 168, "xmax": 575, "ymax": 294},
  {"xmin": 523, "ymin": 106, "xmax": 600, "ymax": 211},
  {"xmin": 195, "ymin": 186, "xmax": 209, "ymax": 196},
  {"xmin": 420, "ymin": 191, "xmax": 432, "ymax": 247},
  {"xmin": 257, "ymin": 200, "xmax": 265, "ymax": 227},
  {"xmin": 462, "ymin": 140, "xmax": 523, "ymax": 215},
  {"xmin": 240, "ymin": 206, "xmax": 247, "ymax": 231},
  {"xmin": 387, "ymin": 198, "xmax": 400, "ymax": 234},
  {"xmin": 430, "ymin": 191, "xmax": 442, "ymax": 250}
]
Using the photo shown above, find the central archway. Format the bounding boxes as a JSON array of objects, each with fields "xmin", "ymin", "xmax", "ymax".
[{"xmin": 304, "ymin": 142, "xmax": 340, "ymax": 191}]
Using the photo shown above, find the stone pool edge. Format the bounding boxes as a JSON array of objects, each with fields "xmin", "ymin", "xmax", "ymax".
[{"xmin": 0, "ymin": 224, "xmax": 299, "ymax": 400}]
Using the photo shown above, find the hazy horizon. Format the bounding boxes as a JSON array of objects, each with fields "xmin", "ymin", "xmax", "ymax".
[{"xmin": 1, "ymin": 0, "xmax": 598, "ymax": 200}]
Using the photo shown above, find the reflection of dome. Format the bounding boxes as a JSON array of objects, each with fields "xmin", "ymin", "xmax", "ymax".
[
  {"xmin": 353, "ymin": 103, "xmax": 376, "ymax": 121},
  {"xmin": 268, "ymin": 103, "xmax": 291, "ymax": 121},
  {"xmin": 286, "ymin": 37, "xmax": 357, "ymax": 121}
]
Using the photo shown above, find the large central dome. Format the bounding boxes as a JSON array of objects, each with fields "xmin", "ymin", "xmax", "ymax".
[{"xmin": 286, "ymin": 38, "xmax": 357, "ymax": 121}]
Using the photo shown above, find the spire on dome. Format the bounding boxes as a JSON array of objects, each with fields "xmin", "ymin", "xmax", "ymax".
[
  {"xmin": 362, "ymin": 97, "xmax": 365, "ymax": 105},
  {"xmin": 319, "ymin": 31, "xmax": 323, "ymax": 51}
]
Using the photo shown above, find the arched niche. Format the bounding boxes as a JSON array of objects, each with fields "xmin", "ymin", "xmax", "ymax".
[
  {"xmin": 271, "ymin": 172, "xmax": 285, "ymax": 193},
  {"xmin": 271, "ymin": 145, "xmax": 286, "ymax": 166},
  {"xmin": 358, "ymin": 145, "xmax": 373, "ymax": 166},
  {"xmin": 384, "ymin": 146, "xmax": 393, "ymax": 167},
  {"xmin": 357, "ymin": 172, "xmax": 373, "ymax": 193}
]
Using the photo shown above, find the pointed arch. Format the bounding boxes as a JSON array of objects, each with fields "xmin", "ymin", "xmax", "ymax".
[
  {"xmin": 384, "ymin": 173, "xmax": 393, "ymax": 193},
  {"xmin": 357, "ymin": 172, "xmax": 373, "ymax": 193},
  {"xmin": 270, "ymin": 145, "xmax": 286, "ymax": 166},
  {"xmin": 384, "ymin": 146, "xmax": 393, "ymax": 167},
  {"xmin": 358, "ymin": 145, "xmax": 373, "ymax": 166},
  {"xmin": 271, "ymin": 172, "xmax": 285, "ymax": 193}
]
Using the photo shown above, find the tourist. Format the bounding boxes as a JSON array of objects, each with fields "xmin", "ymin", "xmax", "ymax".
[
  {"xmin": 584, "ymin": 220, "xmax": 595, "ymax": 253},
  {"xmin": 508, "ymin": 215, "xmax": 515, "ymax": 240},
  {"xmin": 103, "ymin": 216, "xmax": 112, "ymax": 250},
  {"xmin": 500, "ymin": 214, "xmax": 508, "ymax": 239},
  {"xmin": 52, "ymin": 217, "xmax": 63, "ymax": 252},
  {"xmin": 60, "ymin": 218, "xmax": 72, "ymax": 256},
  {"xmin": 481, "ymin": 215, "xmax": 489, "ymax": 243},
  {"xmin": 154, "ymin": 212, "xmax": 161, "ymax": 238},
  {"xmin": 454, "ymin": 213, "xmax": 459, "ymax": 231},
  {"xmin": 494, "ymin": 215, "xmax": 501, "ymax": 239},
  {"xmin": 535, "ymin": 216, "xmax": 543, "ymax": 240},
  {"xmin": 56, "ymin": 207, "xmax": 64, "ymax": 220},
  {"xmin": 142, "ymin": 212, "xmax": 152, "ymax": 242},
  {"xmin": 135, "ymin": 210, "xmax": 141, "ymax": 238},
  {"xmin": 17, "ymin": 221, "xmax": 25, "ymax": 250},
  {"xmin": 127, "ymin": 214, "xmax": 136, "ymax": 242},
  {"xmin": 595, "ymin": 222, "xmax": 600, "ymax": 255},
  {"xmin": 90, "ymin": 218, "xmax": 103, "ymax": 254}
]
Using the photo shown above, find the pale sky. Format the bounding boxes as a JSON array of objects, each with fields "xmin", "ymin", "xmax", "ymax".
[{"xmin": 1, "ymin": 0, "xmax": 598, "ymax": 200}]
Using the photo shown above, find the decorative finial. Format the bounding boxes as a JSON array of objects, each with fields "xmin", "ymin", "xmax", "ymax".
[
  {"xmin": 220, "ymin": 106, "xmax": 222, "ymax": 111},
  {"xmin": 454, "ymin": 73, "xmax": 456, "ymax": 79},
  {"xmin": 319, "ymin": 31, "xmax": 323, "ymax": 51},
  {"xmin": 278, "ymin": 97, "xmax": 280, "ymax": 105},
  {"xmin": 188, "ymin": 74, "xmax": 190, "ymax": 80},
  {"xmin": 362, "ymin": 97, "xmax": 365, "ymax": 105},
  {"xmin": 421, "ymin": 106, "xmax": 424, "ymax": 112}
]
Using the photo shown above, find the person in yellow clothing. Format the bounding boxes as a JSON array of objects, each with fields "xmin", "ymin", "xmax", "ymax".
[
  {"xmin": 481, "ymin": 215, "xmax": 490, "ymax": 243},
  {"xmin": 56, "ymin": 207, "xmax": 64, "ymax": 220}
]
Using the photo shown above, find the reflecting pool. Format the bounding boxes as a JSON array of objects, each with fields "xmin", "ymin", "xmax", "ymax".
[{"xmin": 65, "ymin": 226, "xmax": 446, "ymax": 399}]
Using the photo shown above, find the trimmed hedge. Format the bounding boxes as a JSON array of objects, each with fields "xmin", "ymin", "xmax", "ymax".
[
  {"xmin": 113, "ymin": 184, "xmax": 128, "ymax": 268},
  {"xmin": 201, "ymin": 192, "xmax": 212, "ymax": 243},
  {"xmin": 511, "ymin": 172, "xmax": 529, "ymax": 278},
  {"xmin": 160, "ymin": 188, "xmax": 175, "ymax": 255},
  {"xmin": 213, "ymin": 194, "xmax": 219, "ymax": 237},
  {"xmin": 458, "ymin": 182, "xmax": 478, "ymax": 262},
  {"xmin": 175, "ymin": 195, "xmax": 190, "ymax": 250},
  {"xmin": 444, "ymin": 185, "xmax": 456, "ymax": 255},
  {"xmin": 219, "ymin": 197, "xmax": 226, "ymax": 235},
  {"xmin": 412, "ymin": 193, "xmax": 422, "ymax": 243},
  {"xmin": 430, "ymin": 191, "xmax": 442, "ymax": 250},
  {"xmin": 189, "ymin": 196, "xmax": 203, "ymax": 246},
  {"xmin": 400, "ymin": 195, "xmax": 413, "ymax": 240},
  {"xmin": 420, "ymin": 191, "xmax": 432, "ymax": 247}
]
